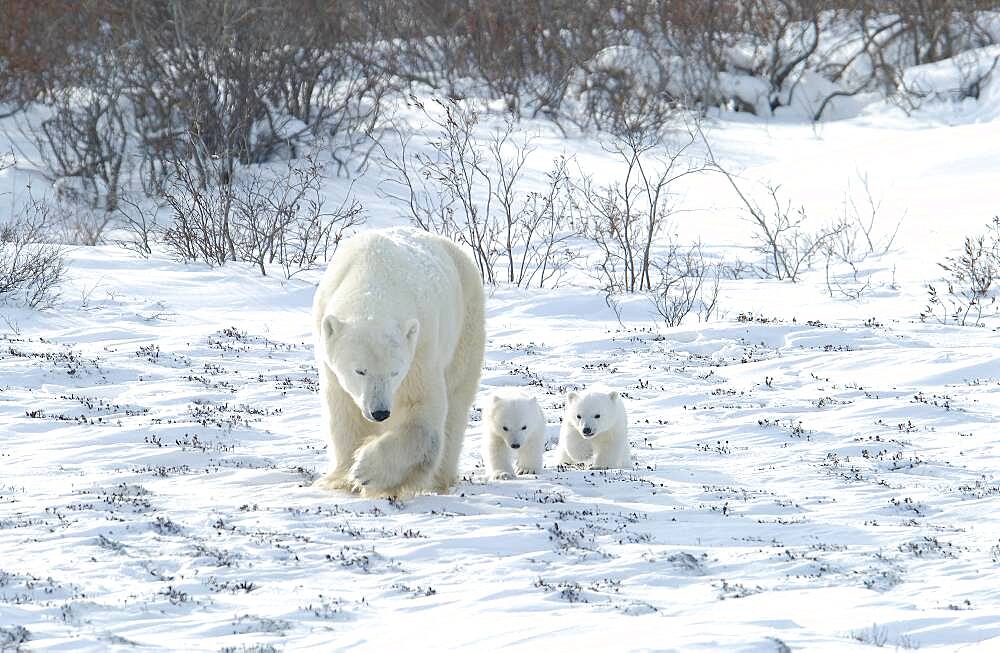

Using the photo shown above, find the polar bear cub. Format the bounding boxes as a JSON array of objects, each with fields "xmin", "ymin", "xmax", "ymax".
[
  {"xmin": 556, "ymin": 386, "xmax": 631, "ymax": 469},
  {"xmin": 482, "ymin": 388, "xmax": 546, "ymax": 480}
]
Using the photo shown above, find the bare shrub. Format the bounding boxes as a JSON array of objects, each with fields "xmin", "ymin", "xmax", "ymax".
[
  {"xmin": 851, "ymin": 622, "xmax": 889, "ymax": 647},
  {"xmin": 4, "ymin": 0, "xmax": 999, "ymax": 159},
  {"xmin": 415, "ymin": 99, "xmax": 499, "ymax": 283},
  {"xmin": 9, "ymin": 15, "xmax": 129, "ymax": 211},
  {"xmin": 650, "ymin": 240, "xmax": 722, "ymax": 327},
  {"xmin": 572, "ymin": 46, "xmax": 681, "ymax": 135},
  {"xmin": 745, "ymin": 184, "xmax": 847, "ymax": 282},
  {"xmin": 161, "ymin": 152, "xmax": 363, "ymax": 277},
  {"xmin": 236, "ymin": 157, "xmax": 365, "ymax": 278},
  {"xmin": 38, "ymin": 199, "xmax": 115, "ymax": 246},
  {"xmin": 376, "ymin": 98, "xmax": 579, "ymax": 287},
  {"xmin": 121, "ymin": 1, "xmax": 389, "ymax": 187},
  {"xmin": 374, "ymin": 1, "xmax": 620, "ymax": 121},
  {"xmin": 490, "ymin": 142, "xmax": 580, "ymax": 288},
  {"xmin": 817, "ymin": 3, "xmax": 999, "ymax": 119},
  {"xmin": 4, "ymin": 1, "xmax": 389, "ymax": 197},
  {"xmin": 579, "ymin": 126, "xmax": 706, "ymax": 294},
  {"xmin": 1, "ymin": 194, "xmax": 113, "ymax": 247},
  {"xmin": 1, "ymin": 201, "xmax": 66, "ymax": 309},
  {"xmin": 822, "ymin": 174, "xmax": 902, "ymax": 299},
  {"xmin": 703, "ymin": 132, "xmax": 844, "ymax": 282},
  {"xmin": 626, "ymin": 1, "xmax": 747, "ymax": 113},
  {"xmin": 921, "ymin": 217, "xmax": 1000, "ymax": 327},
  {"xmin": 114, "ymin": 193, "xmax": 161, "ymax": 258},
  {"xmin": 19, "ymin": 90, "xmax": 129, "ymax": 212},
  {"xmin": 735, "ymin": 1, "xmax": 824, "ymax": 114},
  {"xmin": 372, "ymin": 128, "xmax": 456, "ymax": 237},
  {"xmin": 161, "ymin": 152, "xmax": 237, "ymax": 266}
]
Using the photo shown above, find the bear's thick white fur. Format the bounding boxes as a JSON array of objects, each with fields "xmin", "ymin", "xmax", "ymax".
[
  {"xmin": 312, "ymin": 227, "xmax": 485, "ymax": 497},
  {"xmin": 481, "ymin": 388, "xmax": 546, "ymax": 480},
  {"xmin": 556, "ymin": 386, "xmax": 631, "ymax": 470}
]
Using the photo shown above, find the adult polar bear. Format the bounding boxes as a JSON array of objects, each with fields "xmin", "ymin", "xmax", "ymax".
[{"xmin": 312, "ymin": 228, "xmax": 485, "ymax": 497}]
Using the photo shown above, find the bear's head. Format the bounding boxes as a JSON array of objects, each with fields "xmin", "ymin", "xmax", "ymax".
[
  {"xmin": 487, "ymin": 394, "xmax": 537, "ymax": 450},
  {"xmin": 566, "ymin": 389, "xmax": 619, "ymax": 438},
  {"xmin": 321, "ymin": 315, "xmax": 419, "ymax": 422}
]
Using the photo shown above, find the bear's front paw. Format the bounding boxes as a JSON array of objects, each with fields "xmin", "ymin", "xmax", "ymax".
[
  {"xmin": 490, "ymin": 470, "xmax": 515, "ymax": 481},
  {"xmin": 313, "ymin": 471, "xmax": 352, "ymax": 491},
  {"xmin": 515, "ymin": 466, "xmax": 537, "ymax": 476},
  {"xmin": 348, "ymin": 441, "xmax": 401, "ymax": 495}
]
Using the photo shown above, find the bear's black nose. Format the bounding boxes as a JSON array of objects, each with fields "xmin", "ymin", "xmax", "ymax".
[
  {"xmin": 510, "ymin": 443, "xmax": 521, "ymax": 449},
  {"xmin": 372, "ymin": 410, "xmax": 390, "ymax": 422},
  {"xmin": 582, "ymin": 426, "xmax": 593, "ymax": 435}
]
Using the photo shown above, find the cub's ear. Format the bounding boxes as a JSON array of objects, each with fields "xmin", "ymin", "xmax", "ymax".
[
  {"xmin": 567, "ymin": 391, "xmax": 579, "ymax": 403},
  {"xmin": 403, "ymin": 318, "xmax": 420, "ymax": 349},
  {"xmin": 323, "ymin": 315, "xmax": 343, "ymax": 341},
  {"xmin": 492, "ymin": 394, "xmax": 503, "ymax": 403},
  {"xmin": 609, "ymin": 390, "xmax": 620, "ymax": 401}
]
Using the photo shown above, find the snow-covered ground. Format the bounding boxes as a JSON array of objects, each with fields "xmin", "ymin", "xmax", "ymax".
[{"xmin": 3, "ymin": 97, "xmax": 1000, "ymax": 651}]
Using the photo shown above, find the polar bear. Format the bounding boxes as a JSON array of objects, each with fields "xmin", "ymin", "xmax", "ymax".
[
  {"xmin": 556, "ymin": 386, "xmax": 631, "ymax": 470},
  {"xmin": 312, "ymin": 227, "xmax": 485, "ymax": 497},
  {"xmin": 481, "ymin": 388, "xmax": 546, "ymax": 480}
]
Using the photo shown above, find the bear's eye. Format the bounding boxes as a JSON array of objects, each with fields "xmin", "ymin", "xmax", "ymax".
[
  {"xmin": 355, "ymin": 369, "xmax": 366, "ymax": 376},
  {"xmin": 594, "ymin": 414, "xmax": 601, "ymax": 419},
  {"xmin": 391, "ymin": 371, "xmax": 399, "ymax": 377},
  {"xmin": 521, "ymin": 425, "xmax": 527, "ymax": 430},
  {"xmin": 502, "ymin": 426, "xmax": 508, "ymax": 431},
  {"xmin": 576, "ymin": 414, "xmax": 581, "ymax": 419}
]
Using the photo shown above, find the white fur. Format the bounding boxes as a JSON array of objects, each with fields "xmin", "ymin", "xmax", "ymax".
[
  {"xmin": 556, "ymin": 386, "xmax": 631, "ymax": 470},
  {"xmin": 481, "ymin": 389, "xmax": 546, "ymax": 480},
  {"xmin": 312, "ymin": 227, "xmax": 485, "ymax": 497}
]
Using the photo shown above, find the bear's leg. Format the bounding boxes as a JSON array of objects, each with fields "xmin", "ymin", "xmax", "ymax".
[
  {"xmin": 314, "ymin": 367, "xmax": 368, "ymax": 491},
  {"xmin": 615, "ymin": 433, "xmax": 633, "ymax": 469},
  {"xmin": 484, "ymin": 433, "xmax": 516, "ymax": 481},
  {"xmin": 515, "ymin": 432, "xmax": 544, "ymax": 475},
  {"xmin": 348, "ymin": 374, "xmax": 447, "ymax": 497},
  {"xmin": 435, "ymin": 391, "xmax": 476, "ymax": 491},
  {"xmin": 591, "ymin": 432, "xmax": 629, "ymax": 470},
  {"xmin": 590, "ymin": 449, "xmax": 615, "ymax": 469},
  {"xmin": 556, "ymin": 425, "xmax": 590, "ymax": 466},
  {"xmin": 554, "ymin": 436, "xmax": 575, "ymax": 466},
  {"xmin": 434, "ymin": 323, "xmax": 484, "ymax": 493}
]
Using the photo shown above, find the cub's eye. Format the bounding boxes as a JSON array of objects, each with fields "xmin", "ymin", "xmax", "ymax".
[
  {"xmin": 521, "ymin": 425, "xmax": 527, "ymax": 430},
  {"xmin": 391, "ymin": 371, "xmax": 400, "ymax": 377},
  {"xmin": 502, "ymin": 426, "xmax": 508, "ymax": 431},
  {"xmin": 576, "ymin": 414, "xmax": 581, "ymax": 419},
  {"xmin": 594, "ymin": 414, "xmax": 601, "ymax": 418},
  {"xmin": 355, "ymin": 369, "xmax": 366, "ymax": 376}
]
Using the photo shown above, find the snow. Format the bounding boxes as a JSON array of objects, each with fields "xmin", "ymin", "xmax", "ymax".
[{"xmin": 4, "ymin": 83, "xmax": 1000, "ymax": 650}]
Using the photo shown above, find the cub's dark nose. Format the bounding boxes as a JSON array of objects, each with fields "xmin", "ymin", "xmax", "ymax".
[
  {"xmin": 582, "ymin": 426, "xmax": 593, "ymax": 435},
  {"xmin": 510, "ymin": 443, "xmax": 521, "ymax": 449},
  {"xmin": 372, "ymin": 410, "xmax": 390, "ymax": 422}
]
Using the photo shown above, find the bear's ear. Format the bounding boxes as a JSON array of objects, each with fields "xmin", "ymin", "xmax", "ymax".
[
  {"xmin": 609, "ymin": 390, "xmax": 620, "ymax": 401},
  {"xmin": 323, "ymin": 315, "xmax": 343, "ymax": 341},
  {"xmin": 403, "ymin": 318, "xmax": 420, "ymax": 350},
  {"xmin": 567, "ymin": 391, "xmax": 579, "ymax": 403}
]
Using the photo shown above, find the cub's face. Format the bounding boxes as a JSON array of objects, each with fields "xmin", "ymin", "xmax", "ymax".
[
  {"xmin": 488, "ymin": 397, "xmax": 537, "ymax": 450},
  {"xmin": 567, "ymin": 390, "xmax": 618, "ymax": 438},
  {"xmin": 322, "ymin": 316, "xmax": 419, "ymax": 422}
]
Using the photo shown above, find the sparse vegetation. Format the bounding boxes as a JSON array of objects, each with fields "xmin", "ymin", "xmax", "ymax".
[
  {"xmin": 921, "ymin": 217, "xmax": 1000, "ymax": 326},
  {"xmin": 376, "ymin": 98, "xmax": 578, "ymax": 287},
  {"xmin": 0, "ymin": 200, "xmax": 66, "ymax": 308},
  {"xmin": 161, "ymin": 151, "xmax": 364, "ymax": 277}
]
